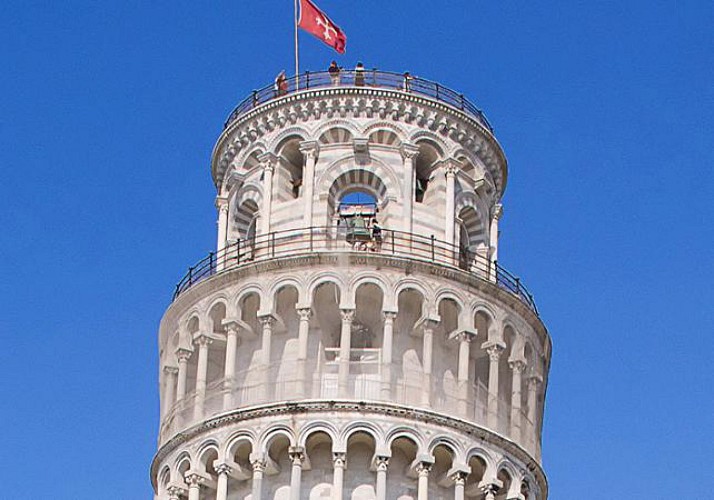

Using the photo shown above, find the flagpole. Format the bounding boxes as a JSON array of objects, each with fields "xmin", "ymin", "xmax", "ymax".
[{"xmin": 294, "ymin": 0, "xmax": 300, "ymax": 87}]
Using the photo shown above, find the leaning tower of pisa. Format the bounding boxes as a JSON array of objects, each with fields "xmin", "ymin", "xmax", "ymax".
[{"xmin": 152, "ymin": 70, "xmax": 551, "ymax": 500}]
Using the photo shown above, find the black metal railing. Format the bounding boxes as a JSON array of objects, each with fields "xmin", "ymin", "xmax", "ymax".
[
  {"xmin": 224, "ymin": 70, "xmax": 493, "ymax": 132},
  {"xmin": 172, "ymin": 227, "xmax": 538, "ymax": 315}
]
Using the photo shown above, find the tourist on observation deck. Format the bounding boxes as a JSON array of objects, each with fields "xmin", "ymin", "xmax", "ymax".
[
  {"xmin": 328, "ymin": 61, "xmax": 341, "ymax": 85},
  {"xmin": 275, "ymin": 70, "xmax": 288, "ymax": 96},
  {"xmin": 403, "ymin": 71, "xmax": 413, "ymax": 92},
  {"xmin": 354, "ymin": 62, "xmax": 365, "ymax": 86}
]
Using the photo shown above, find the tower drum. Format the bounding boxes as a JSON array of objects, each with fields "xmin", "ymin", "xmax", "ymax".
[{"xmin": 152, "ymin": 70, "xmax": 551, "ymax": 500}]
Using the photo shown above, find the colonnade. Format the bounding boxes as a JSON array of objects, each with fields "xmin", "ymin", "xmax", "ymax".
[
  {"xmin": 161, "ymin": 299, "xmax": 544, "ymax": 450},
  {"xmin": 164, "ymin": 452, "xmax": 523, "ymax": 500}
]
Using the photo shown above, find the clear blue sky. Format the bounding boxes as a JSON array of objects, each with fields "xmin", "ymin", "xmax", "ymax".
[{"xmin": 1, "ymin": 1, "xmax": 712, "ymax": 498}]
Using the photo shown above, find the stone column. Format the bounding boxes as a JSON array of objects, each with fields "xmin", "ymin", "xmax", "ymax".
[
  {"xmin": 299, "ymin": 141, "xmax": 318, "ymax": 228},
  {"xmin": 215, "ymin": 463, "xmax": 232, "ymax": 500},
  {"xmin": 527, "ymin": 374, "xmax": 543, "ymax": 451},
  {"xmin": 215, "ymin": 196, "xmax": 229, "ymax": 270},
  {"xmin": 185, "ymin": 473, "xmax": 204, "ymax": 500},
  {"xmin": 289, "ymin": 447, "xmax": 305, "ymax": 500},
  {"xmin": 222, "ymin": 320, "xmax": 240, "ymax": 409},
  {"xmin": 259, "ymin": 315, "xmax": 275, "ymax": 402},
  {"xmin": 444, "ymin": 161, "xmax": 458, "ymax": 249},
  {"xmin": 483, "ymin": 341, "xmax": 505, "ymax": 430},
  {"xmin": 338, "ymin": 309, "xmax": 354, "ymax": 398},
  {"xmin": 489, "ymin": 204, "xmax": 503, "ymax": 282},
  {"xmin": 258, "ymin": 153, "xmax": 277, "ymax": 235},
  {"xmin": 421, "ymin": 321, "xmax": 435, "ymax": 406},
  {"xmin": 381, "ymin": 311, "xmax": 397, "ymax": 400},
  {"xmin": 162, "ymin": 366, "xmax": 178, "ymax": 417},
  {"xmin": 193, "ymin": 334, "xmax": 213, "ymax": 419},
  {"xmin": 456, "ymin": 331, "xmax": 475, "ymax": 415},
  {"xmin": 175, "ymin": 347, "xmax": 192, "ymax": 402},
  {"xmin": 509, "ymin": 359, "xmax": 527, "ymax": 442},
  {"xmin": 296, "ymin": 307, "xmax": 312, "ymax": 397},
  {"xmin": 400, "ymin": 144, "xmax": 419, "ymax": 235},
  {"xmin": 375, "ymin": 456, "xmax": 389, "ymax": 500},
  {"xmin": 416, "ymin": 462, "xmax": 432, "ymax": 500},
  {"xmin": 452, "ymin": 471, "xmax": 467, "ymax": 500},
  {"xmin": 332, "ymin": 452, "xmax": 346, "ymax": 500},
  {"xmin": 251, "ymin": 459, "xmax": 266, "ymax": 500}
]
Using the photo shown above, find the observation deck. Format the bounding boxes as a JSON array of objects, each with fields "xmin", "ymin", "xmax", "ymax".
[
  {"xmin": 171, "ymin": 226, "xmax": 538, "ymax": 316},
  {"xmin": 223, "ymin": 70, "xmax": 493, "ymax": 132}
]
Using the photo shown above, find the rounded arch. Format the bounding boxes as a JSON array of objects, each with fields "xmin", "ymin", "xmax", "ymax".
[
  {"xmin": 385, "ymin": 427, "xmax": 424, "ymax": 452},
  {"xmin": 363, "ymin": 121, "xmax": 408, "ymax": 141},
  {"xmin": 307, "ymin": 273, "xmax": 348, "ymax": 304},
  {"xmin": 234, "ymin": 285, "xmax": 264, "ymax": 311},
  {"xmin": 196, "ymin": 440, "xmax": 221, "ymax": 471},
  {"xmin": 316, "ymin": 156, "xmax": 400, "ymax": 203},
  {"xmin": 340, "ymin": 421, "xmax": 384, "ymax": 451},
  {"xmin": 313, "ymin": 119, "xmax": 361, "ymax": 143},
  {"xmin": 267, "ymin": 126, "xmax": 310, "ymax": 153},
  {"xmin": 394, "ymin": 279, "xmax": 432, "ymax": 305},
  {"xmin": 259, "ymin": 425, "xmax": 297, "ymax": 455},
  {"xmin": 224, "ymin": 430, "xmax": 258, "ymax": 459},
  {"xmin": 368, "ymin": 129, "xmax": 402, "ymax": 147},
  {"xmin": 348, "ymin": 273, "xmax": 390, "ymax": 305},
  {"xmin": 426, "ymin": 435, "xmax": 463, "ymax": 458},
  {"xmin": 268, "ymin": 278, "xmax": 307, "ymax": 308},
  {"xmin": 298, "ymin": 421, "xmax": 339, "ymax": 448},
  {"xmin": 319, "ymin": 127, "xmax": 354, "ymax": 145},
  {"xmin": 326, "ymin": 168, "xmax": 389, "ymax": 216},
  {"xmin": 464, "ymin": 446, "xmax": 496, "ymax": 471},
  {"xmin": 409, "ymin": 131, "xmax": 448, "ymax": 157}
]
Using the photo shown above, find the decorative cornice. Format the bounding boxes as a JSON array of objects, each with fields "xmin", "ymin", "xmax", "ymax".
[{"xmin": 151, "ymin": 400, "xmax": 547, "ymax": 496}]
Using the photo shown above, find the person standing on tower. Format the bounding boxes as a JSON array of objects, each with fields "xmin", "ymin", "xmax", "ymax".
[
  {"xmin": 275, "ymin": 70, "xmax": 288, "ymax": 96},
  {"xmin": 354, "ymin": 62, "xmax": 365, "ymax": 86},
  {"xmin": 328, "ymin": 61, "xmax": 341, "ymax": 85}
]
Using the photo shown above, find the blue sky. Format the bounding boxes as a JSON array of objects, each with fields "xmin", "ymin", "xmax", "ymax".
[{"xmin": 1, "ymin": 1, "xmax": 712, "ymax": 498}]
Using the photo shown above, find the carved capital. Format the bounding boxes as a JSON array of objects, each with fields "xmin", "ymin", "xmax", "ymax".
[
  {"xmin": 375, "ymin": 456, "xmax": 389, "ymax": 471},
  {"xmin": 175, "ymin": 347, "xmax": 193, "ymax": 362},
  {"xmin": 333, "ymin": 452, "xmax": 346, "ymax": 468},
  {"xmin": 340, "ymin": 309, "xmax": 355, "ymax": 324},
  {"xmin": 184, "ymin": 472, "xmax": 205, "ymax": 488},
  {"xmin": 509, "ymin": 359, "xmax": 527, "ymax": 374},
  {"xmin": 443, "ymin": 159, "xmax": 460, "ymax": 177},
  {"xmin": 288, "ymin": 446, "xmax": 305, "ymax": 465},
  {"xmin": 451, "ymin": 470, "xmax": 468, "ymax": 485},
  {"xmin": 299, "ymin": 140, "xmax": 319, "ymax": 159},
  {"xmin": 492, "ymin": 203, "xmax": 503, "ymax": 221},
  {"xmin": 296, "ymin": 307, "xmax": 312, "ymax": 321},
  {"xmin": 483, "ymin": 342, "xmax": 505, "ymax": 362},
  {"xmin": 167, "ymin": 485, "xmax": 186, "ymax": 499},
  {"xmin": 258, "ymin": 314, "xmax": 276, "ymax": 329},
  {"xmin": 416, "ymin": 461, "xmax": 432, "ymax": 477},
  {"xmin": 163, "ymin": 365, "xmax": 179, "ymax": 377},
  {"xmin": 400, "ymin": 143, "xmax": 420, "ymax": 161},
  {"xmin": 214, "ymin": 463, "xmax": 232, "ymax": 476},
  {"xmin": 258, "ymin": 152, "xmax": 278, "ymax": 172},
  {"xmin": 222, "ymin": 318, "xmax": 241, "ymax": 336},
  {"xmin": 527, "ymin": 374, "xmax": 543, "ymax": 389},
  {"xmin": 215, "ymin": 196, "xmax": 229, "ymax": 213},
  {"xmin": 382, "ymin": 311, "xmax": 397, "ymax": 323},
  {"xmin": 193, "ymin": 333, "xmax": 213, "ymax": 348},
  {"xmin": 251, "ymin": 459, "xmax": 266, "ymax": 473}
]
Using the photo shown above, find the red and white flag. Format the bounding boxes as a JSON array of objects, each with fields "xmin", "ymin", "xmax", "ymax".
[{"xmin": 298, "ymin": 0, "xmax": 347, "ymax": 54}]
